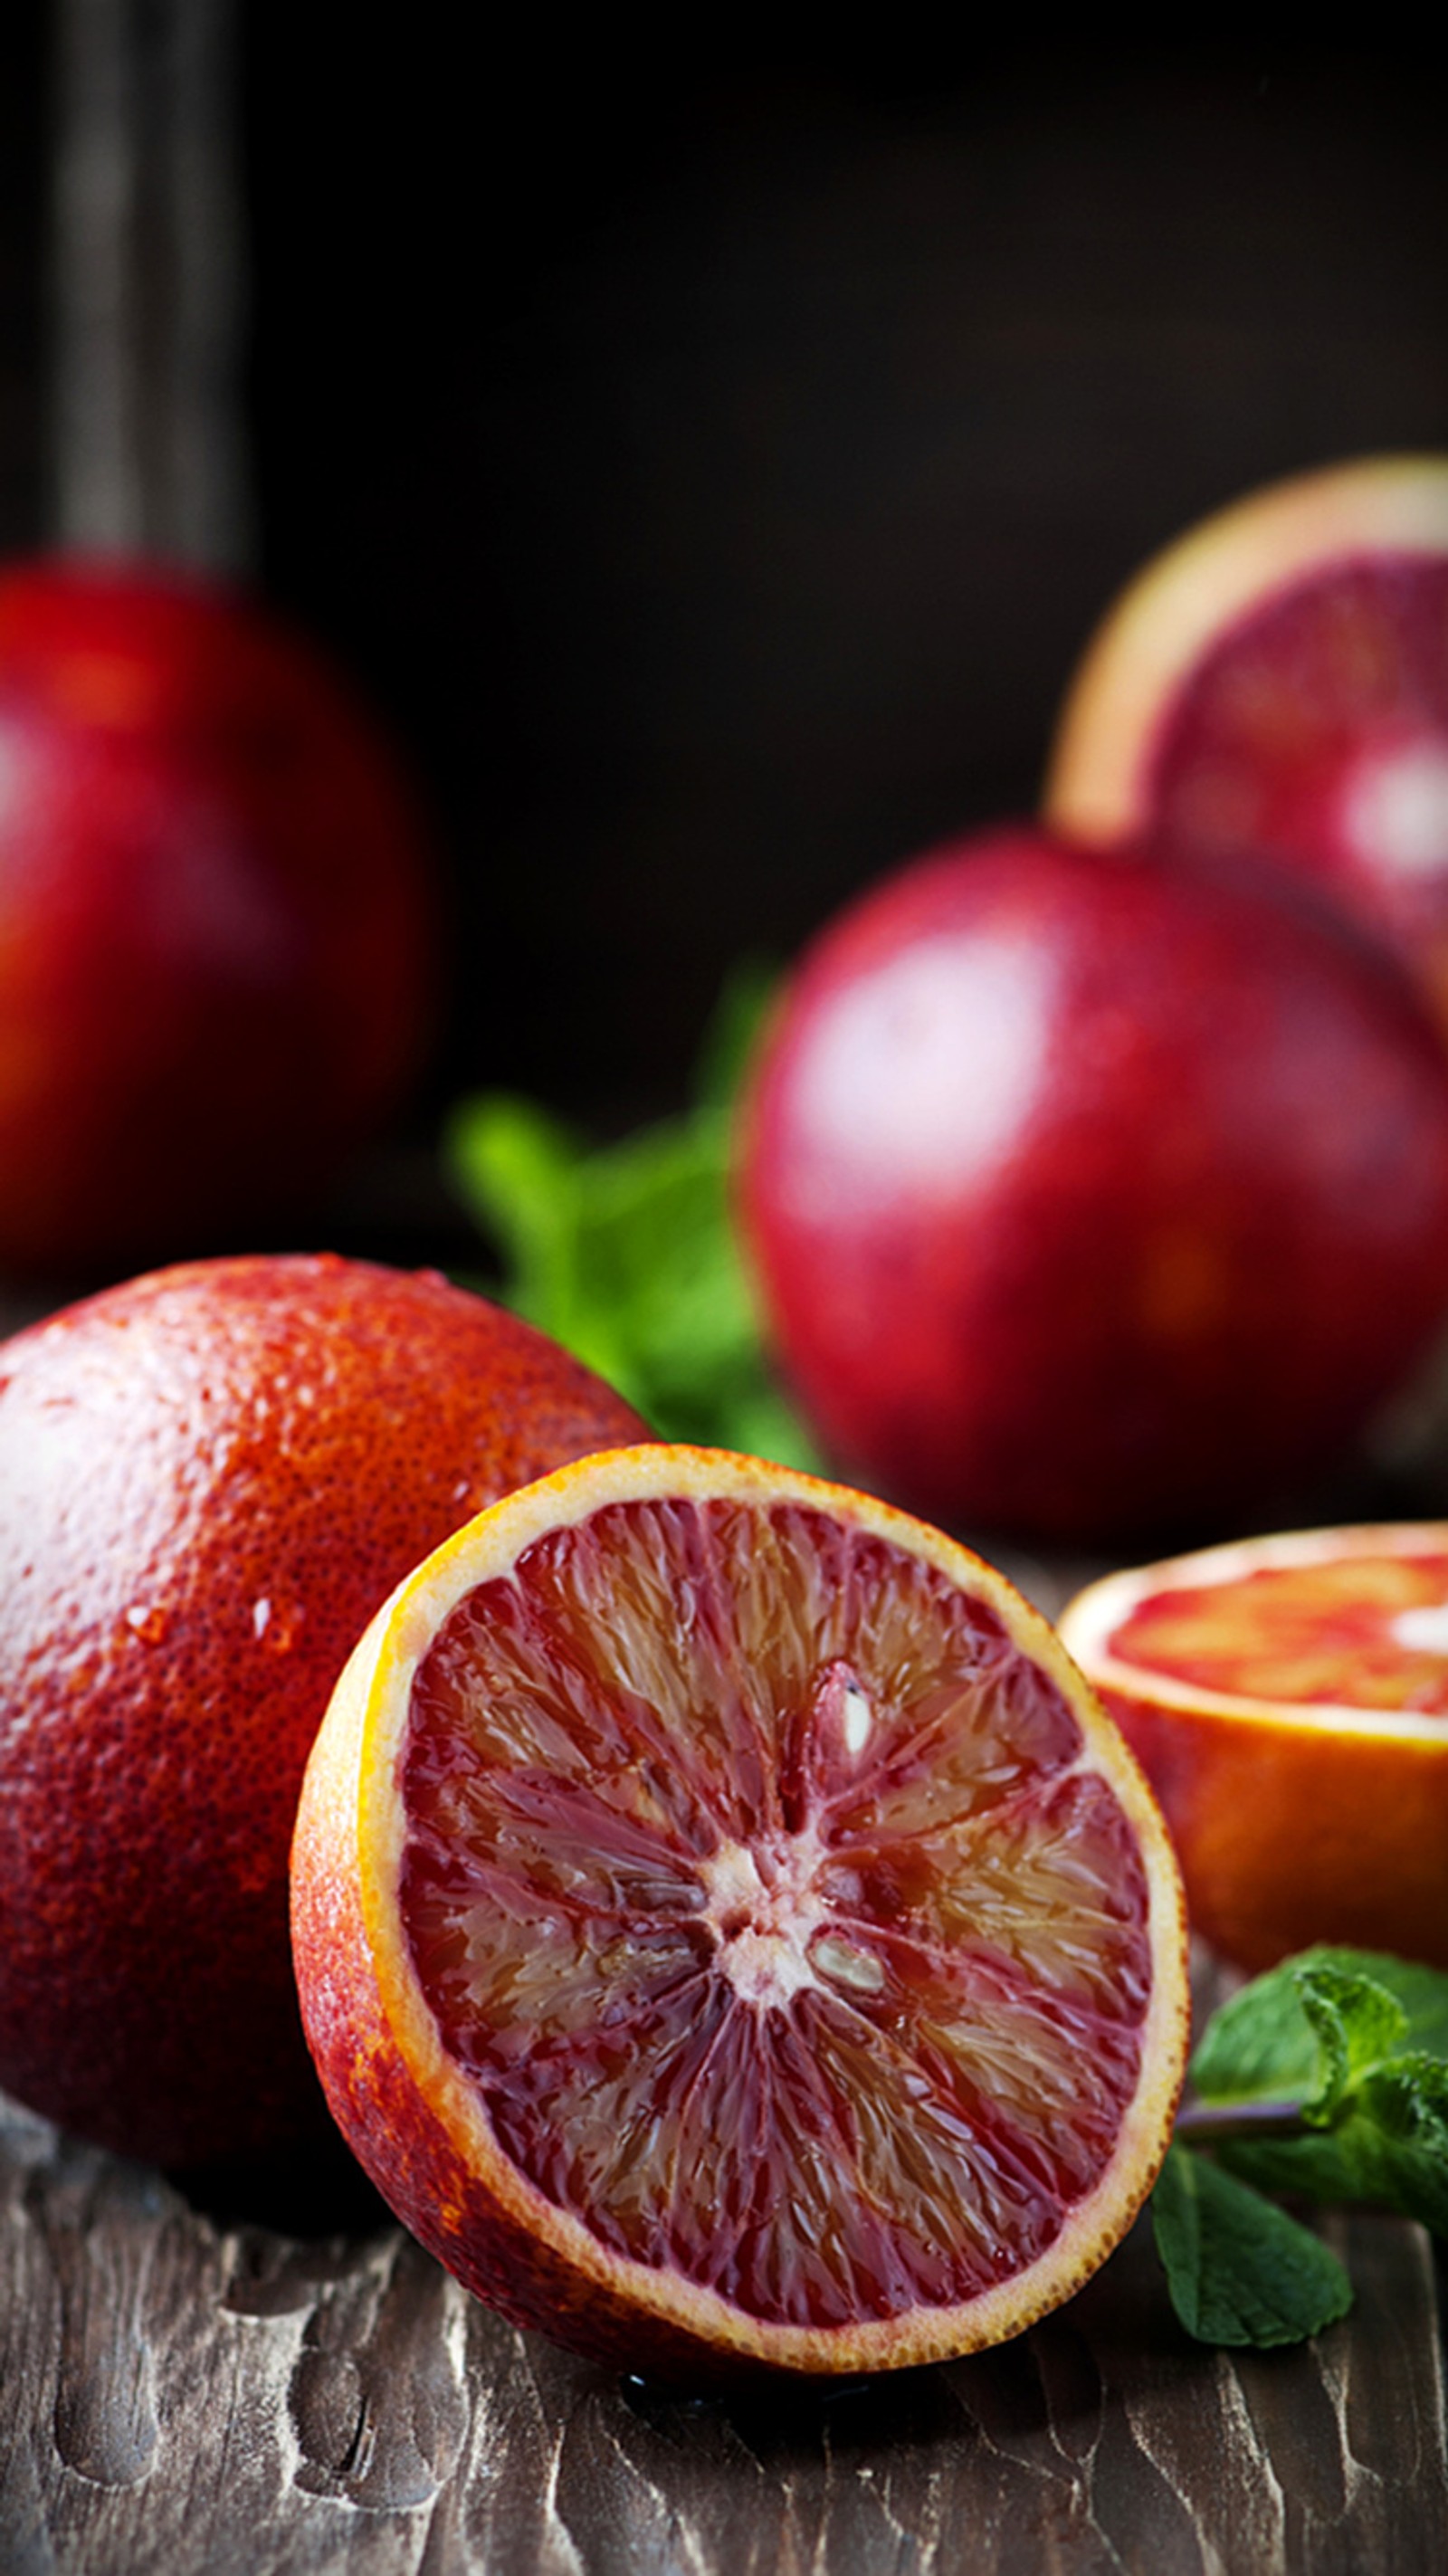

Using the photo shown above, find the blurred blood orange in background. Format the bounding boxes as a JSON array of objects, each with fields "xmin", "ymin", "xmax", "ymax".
[
  {"xmin": 0, "ymin": 1253, "xmax": 646, "ymax": 2166},
  {"xmin": 736, "ymin": 823, "xmax": 1448, "ymax": 1542},
  {"xmin": 0, "ymin": 560, "xmax": 438, "ymax": 1274},
  {"xmin": 1046, "ymin": 455, "xmax": 1448, "ymax": 1035}
]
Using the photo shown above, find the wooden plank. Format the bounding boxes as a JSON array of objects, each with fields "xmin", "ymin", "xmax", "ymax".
[{"xmin": 3, "ymin": 2088, "xmax": 1443, "ymax": 2573}]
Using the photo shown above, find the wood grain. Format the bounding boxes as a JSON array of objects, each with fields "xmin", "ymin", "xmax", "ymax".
[{"xmin": 3, "ymin": 2080, "xmax": 1443, "ymax": 2576}]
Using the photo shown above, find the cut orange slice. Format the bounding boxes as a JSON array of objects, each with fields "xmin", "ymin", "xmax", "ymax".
[
  {"xmin": 1045, "ymin": 454, "xmax": 1448, "ymax": 1024},
  {"xmin": 291, "ymin": 1445, "xmax": 1188, "ymax": 2383},
  {"xmin": 1060, "ymin": 1523, "xmax": 1448, "ymax": 1975}
]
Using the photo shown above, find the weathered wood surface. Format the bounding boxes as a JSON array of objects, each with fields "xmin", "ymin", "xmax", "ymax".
[{"xmin": 2, "ymin": 2079, "xmax": 1444, "ymax": 2576}]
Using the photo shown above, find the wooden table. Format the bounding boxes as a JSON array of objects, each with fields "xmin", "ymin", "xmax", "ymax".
[{"xmin": 5, "ymin": 1543, "xmax": 1446, "ymax": 2576}]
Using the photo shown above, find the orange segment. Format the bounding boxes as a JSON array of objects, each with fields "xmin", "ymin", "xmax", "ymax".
[
  {"xmin": 1110, "ymin": 1547, "xmax": 1448, "ymax": 1713},
  {"xmin": 291, "ymin": 1445, "xmax": 1188, "ymax": 2381},
  {"xmin": 1060, "ymin": 1524, "xmax": 1448, "ymax": 1974}
]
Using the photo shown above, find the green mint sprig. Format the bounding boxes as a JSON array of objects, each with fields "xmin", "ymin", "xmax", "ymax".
[
  {"xmin": 443, "ymin": 965, "xmax": 822, "ymax": 1468},
  {"xmin": 1157, "ymin": 1947, "xmax": 1448, "ymax": 2347}
]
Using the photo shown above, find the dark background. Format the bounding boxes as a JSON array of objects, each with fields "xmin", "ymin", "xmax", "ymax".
[{"xmin": 7, "ymin": 29, "xmax": 1448, "ymax": 1131}]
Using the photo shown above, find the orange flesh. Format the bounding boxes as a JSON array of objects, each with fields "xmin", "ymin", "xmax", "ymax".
[
  {"xmin": 1110, "ymin": 1550, "xmax": 1448, "ymax": 1714},
  {"xmin": 1151, "ymin": 554, "xmax": 1448, "ymax": 884},
  {"xmin": 399, "ymin": 1495, "xmax": 1154, "ymax": 2333}
]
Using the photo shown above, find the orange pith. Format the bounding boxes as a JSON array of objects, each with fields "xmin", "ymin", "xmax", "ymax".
[
  {"xmin": 1059, "ymin": 1524, "xmax": 1448, "ymax": 1974},
  {"xmin": 292, "ymin": 1446, "xmax": 1189, "ymax": 2380}
]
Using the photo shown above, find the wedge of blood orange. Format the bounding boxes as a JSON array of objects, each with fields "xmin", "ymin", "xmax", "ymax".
[
  {"xmin": 1045, "ymin": 454, "xmax": 1448, "ymax": 1025},
  {"xmin": 291, "ymin": 1445, "xmax": 1188, "ymax": 2383},
  {"xmin": 1060, "ymin": 1524, "xmax": 1448, "ymax": 1976}
]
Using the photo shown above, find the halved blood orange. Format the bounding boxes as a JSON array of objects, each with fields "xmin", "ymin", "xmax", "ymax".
[
  {"xmin": 1044, "ymin": 454, "xmax": 1448, "ymax": 1023},
  {"xmin": 291, "ymin": 1445, "xmax": 1188, "ymax": 2382},
  {"xmin": 1059, "ymin": 1523, "xmax": 1448, "ymax": 1976}
]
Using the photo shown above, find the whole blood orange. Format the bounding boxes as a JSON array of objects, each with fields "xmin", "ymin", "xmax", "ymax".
[
  {"xmin": 291, "ymin": 1445, "xmax": 1189, "ymax": 2383},
  {"xmin": 0, "ymin": 559, "xmax": 437, "ymax": 1272},
  {"xmin": 1045, "ymin": 455, "xmax": 1448, "ymax": 1029},
  {"xmin": 735, "ymin": 824, "xmax": 1448, "ymax": 1541},
  {"xmin": 1059, "ymin": 1523, "xmax": 1448, "ymax": 1972},
  {"xmin": 0, "ymin": 1254, "xmax": 646, "ymax": 2165}
]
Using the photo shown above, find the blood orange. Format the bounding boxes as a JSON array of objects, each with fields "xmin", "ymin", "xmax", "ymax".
[
  {"xmin": 0, "ymin": 558, "xmax": 438, "ymax": 1271},
  {"xmin": 734, "ymin": 823, "xmax": 1448, "ymax": 1541},
  {"xmin": 1059, "ymin": 1523, "xmax": 1448, "ymax": 1973},
  {"xmin": 1045, "ymin": 454, "xmax": 1448, "ymax": 1026},
  {"xmin": 291, "ymin": 1445, "xmax": 1189, "ymax": 2382},
  {"xmin": 0, "ymin": 1254, "xmax": 646, "ymax": 2165}
]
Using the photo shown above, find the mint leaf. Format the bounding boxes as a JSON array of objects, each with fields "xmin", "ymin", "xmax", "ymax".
[
  {"xmin": 444, "ymin": 979, "xmax": 822, "ymax": 1465},
  {"xmin": 446, "ymin": 1093, "xmax": 587, "ymax": 1334},
  {"xmin": 1152, "ymin": 2143, "xmax": 1352, "ymax": 2347},
  {"xmin": 691, "ymin": 955, "xmax": 780, "ymax": 1111},
  {"xmin": 1293, "ymin": 1964, "xmax": 1409, "ymax": 2123},
  {"xmin": 1186, "ymin": 1948, "xmax": 1448, "ymax": 2242},
  {"xmin": 1192, "ymin": 1946, "xmax": 1448, "ymax": 2106},
  {"xmin": 1217, "ymin": 2051, "xmax": 1448, "ymax": 2239},
  {"xmin": 1355, "ymin": 2053, "xmax": 1448, "ymax": 2236}
]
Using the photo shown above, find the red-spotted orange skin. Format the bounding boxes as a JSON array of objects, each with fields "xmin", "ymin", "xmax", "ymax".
[
  {"xmin": 1060, "ymin": 1526, "xmax": 1448, "ymax": 1971},
  {"xmin": 0, "ymin": 1254, "xmax": 646, "ymax": 2163},
  {"xmin": 293, "ymin": 1446, "xmax": 1189, "ymax": 2384}
]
